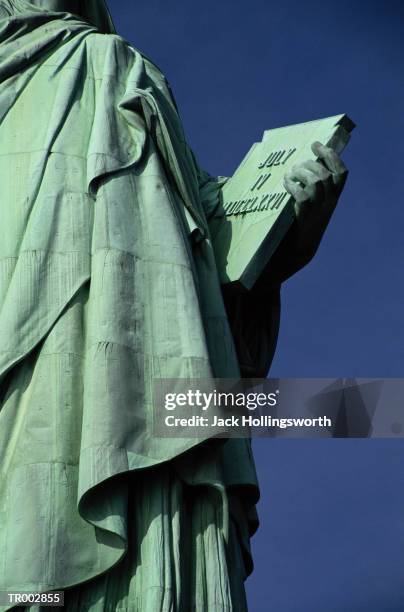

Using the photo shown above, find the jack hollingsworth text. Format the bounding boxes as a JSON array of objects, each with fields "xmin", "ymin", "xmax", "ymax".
[{"xmin": 165, "ymin": 415, "xmax": 332, "ymax": 429}]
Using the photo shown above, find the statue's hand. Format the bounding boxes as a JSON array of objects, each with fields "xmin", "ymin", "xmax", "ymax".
[{"xmin": 283, "ymin": 141, "xmax": 348, "ymax": 262}]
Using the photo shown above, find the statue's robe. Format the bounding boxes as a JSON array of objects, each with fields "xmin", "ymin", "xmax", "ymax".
[{"xmin": 0, "ymin": 2, "xmax": 281, "ymax": 609}]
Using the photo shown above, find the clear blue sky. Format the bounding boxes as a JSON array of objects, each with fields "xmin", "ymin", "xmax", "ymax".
[{"xmin": 109, "ymin": 1, "xmax": 404, "ymax": 610}]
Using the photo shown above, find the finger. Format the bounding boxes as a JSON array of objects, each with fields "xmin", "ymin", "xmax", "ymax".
[
  {"xmin": 284, "ymin": 174, "xmax": 309, "ymax": 204},
  {"xmin": 299, "ymin": 159, "xmax": 332, "ymax": 182},
  {"xmin": 311, "ymin": 141, "xmax": 347, "ymax": 175},
  {"xmin": 301, "ymin": 159, "xmax": 335, "ymax": 201},
  {"xmin": 312, "ymin": 141, "xmax": 348, "ymax": 191},
  {"xmin": 287, "ymin": 165, "xmax": 317, "ymax": 186},
  {"xmin": 286, "ymin": 165, "xmax": 325, "ymax": 204},
  {"xmin": 294, "ymin": 199, "xmax": 306, "ymax": 218},
  {"xmin": 322, "ymin": 170, "xmax": 336, "ymax": 200},
  {"xmin": 305, "ymin": 178, "xmax": 324, "ymax": 204}
]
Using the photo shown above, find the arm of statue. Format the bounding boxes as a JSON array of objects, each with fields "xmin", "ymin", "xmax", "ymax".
[
  {"xmin": 255, "ymin": 141, "xmax": 348, "ymax": 290},
  {"xmin": 193, "ymin": 165, "xmax": 279, "ymax": 376},
  {"xmin": 216, "ymin": 142, "xmax": 348, "ymax": 376}
]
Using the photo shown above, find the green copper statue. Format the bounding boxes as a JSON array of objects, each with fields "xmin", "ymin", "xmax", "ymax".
[{"xmin": 0, "ymin": 1, "xmax": 349, "ymax": 610}]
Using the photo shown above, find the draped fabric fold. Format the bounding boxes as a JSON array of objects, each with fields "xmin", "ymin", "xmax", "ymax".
[{"xmin": 0, "ymin": 3, "xmax": 265, "ymax": 610}]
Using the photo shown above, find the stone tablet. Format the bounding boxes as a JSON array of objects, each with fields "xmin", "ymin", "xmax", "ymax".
[{"xmin": 211, "ymin": 114, "xmax": 355, "ymax": 290}]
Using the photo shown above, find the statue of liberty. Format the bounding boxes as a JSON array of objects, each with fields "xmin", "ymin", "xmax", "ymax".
[{"xmin": 0, "ymin": 1, "xmax": 348, "ymax": 609}]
